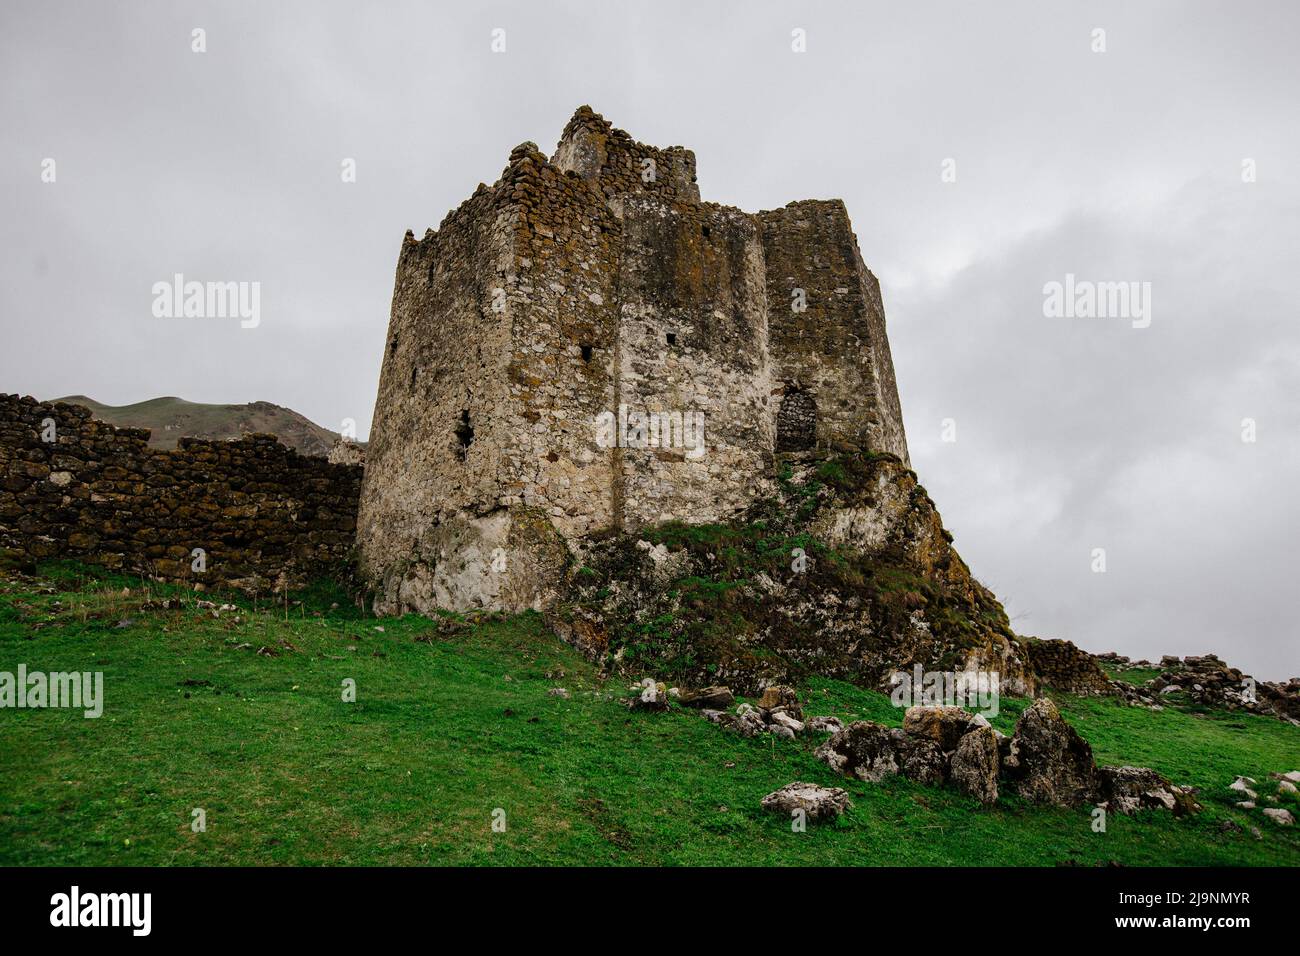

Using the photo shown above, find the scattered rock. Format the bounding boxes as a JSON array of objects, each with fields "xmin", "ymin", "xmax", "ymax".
[
  {"xmin": 547, "ymin": 687, "xmax": 570, "ymax": 699},
  {"xmin": 679, "ymin": 685, "xmax": 735, "ymax": 709},
  {"xmin": 1096, "ymin": 765, "xmax": 1200, "ymax": 817},
  {"xmin": 769, "ymin": 710, "xmax": 806, "ymax": 735},
  {"xmin": 757, "ymin": 685, "xmax": 802, "ymax": 718},
  {"xmin": 760, "ymin": 782, "xmax": 852, "ymax": 822},
  {"xmin": 1229, "ymin": 777, "xmax": 1258, "ymax": 800},
  {"xmin": 1116, "ymin": 653, "xmax": 1300, "ymax": 724},
  {"xmin": 1261, "ymin": 808, "xmax": 1294, "ymax": 826},
  {"xmin": 807, "ymin": 715, "xmax": 844, "ymax": 734},
  {"xmin": 630, "ymin": 678, "xmax": 670, "ymax": 712}
]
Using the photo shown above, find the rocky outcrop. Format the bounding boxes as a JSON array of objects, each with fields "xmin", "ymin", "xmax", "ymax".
[{"xmin": 556, "ymin": 452, "xmax": 1035, "ymax": 697}]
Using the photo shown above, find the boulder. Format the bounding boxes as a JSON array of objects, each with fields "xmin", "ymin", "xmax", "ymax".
[
  {"xmin": 679, "ymin": 685, "xmax": 735, "ymax": 709},
  {"xmin": 761, "ymin": 782, "xmax": 852, "ymax": 822},
  {"xmin": 808, "ymin": 715, "xmax": 845, "ymax": 735},
  {"xmin": 1096, "ymin": 765, "xmax": 1201, "ymax": 817},
  {"xmin": 769, "ymin": 710, "xmax": 806, "ymax": 735},
  {"xmin": 630, "ymin": 678, "xmax": 670, "ymax": 712},
  {"xmin": 895, "ymin": 734, "xmax": 948, "ymax": 786},
  {"xmin": 815, "ymin": 722, "xmax": 902, "ymax": 783},
  {"xmin": 903, "ymin": 705, "xmax": 978, "ymax": 752},
  {"xmin": 1001, "ymin": 698, "xmax": 1098, "ymax": 807},
  {"xmin": 1261, "ymin": 808, "xmax": 1294, "ymax": 826},
  {"xmin": 949, "ymin": 726, "xmax": 999, "ymax": 804}
]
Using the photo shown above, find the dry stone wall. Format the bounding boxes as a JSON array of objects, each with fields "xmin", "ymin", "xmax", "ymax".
[{"xmin": 0, "ymin": 394, "xmax": 361, "ymax": 588}]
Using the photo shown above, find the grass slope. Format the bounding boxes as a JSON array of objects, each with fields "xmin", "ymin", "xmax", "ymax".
[
  {"xmin": 1, "ymin": 564, "xmax": 1296, "ymax": 866},
  {"xmin": 50, "ymin": 395, "xmax": 344, "ymax": 457}
]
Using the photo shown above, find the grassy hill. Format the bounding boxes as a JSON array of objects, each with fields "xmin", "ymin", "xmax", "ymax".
[
  {"xmin": 0, "ymin": 562, "xmax": 1296, "ymax": 866},
  {"xmin": 50, "ymin": 395, "xmax": 345, "ymax": 457}
]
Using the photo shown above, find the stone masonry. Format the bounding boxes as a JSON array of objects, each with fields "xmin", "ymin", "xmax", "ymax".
[
  {"xmin": 0, "ymin": 394, "xmax": 362, "ymax": 588},
  {"xmin": 358, "ymin": 107, "xmax": 910, "ymax": 615}
]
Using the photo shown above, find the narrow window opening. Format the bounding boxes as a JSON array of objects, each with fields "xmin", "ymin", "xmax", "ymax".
[
  {"xmin": 454, "ymin": 410, "xmax": 474, "ymax": 461},
  {"xmin": 410, "ymin": 366, "xmax": 418, "ymax": 389},
  {"xmin": 666, "ymin": 332, "xmax": 677, "ymax": 346},
  {"xmin": 701, "ymin": 225, "xmax": 711, "ymax": 239},
  {"xmin": 389, "ymin": 335, "xmax": 399, "ymax": 356},
  {"xmin": 580, "ymin": 343, "xmax": 593, "ymax": 363}
]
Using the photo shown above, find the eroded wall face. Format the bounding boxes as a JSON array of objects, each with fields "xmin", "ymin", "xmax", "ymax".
[
  {"xmin": 614, "ymin": 196, "xmax": 774, "ymax": 528},
  {"xmin": 356, "ymin": 183, "xmax": 524, "ymax": 612},
  {"xmin": 503, "ymin": 147, "xmax": 622, "ymax": 544},
  {"xmin": 359, "ymin": 110, "xmax": 912, "ymax": 615},
  {"xmin": 760, "ymin": 201, "xmax": 909, "ymax": 465}
]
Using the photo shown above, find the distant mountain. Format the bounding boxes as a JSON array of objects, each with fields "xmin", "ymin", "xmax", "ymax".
[{"xmin": 51, "ymin": 395, "xmax": 351, "ymax": 458}]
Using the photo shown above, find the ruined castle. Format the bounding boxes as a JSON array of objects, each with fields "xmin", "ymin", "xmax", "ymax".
[{"xmin": 358, "ymin": 107, "xmax": 910, "ymax": 614}]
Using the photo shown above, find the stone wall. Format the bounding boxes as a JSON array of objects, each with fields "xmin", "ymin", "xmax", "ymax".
[
  {"xmin": 0, "ymin": 394, "xmax": 362, "ymax": 588},
  {"xmin": 358, "ymin": 106, "xmax": 912, "ymax": 615},
  {"xmin": 1022, "ymin": 637, "xmax": 1113, "ymax": 695}
]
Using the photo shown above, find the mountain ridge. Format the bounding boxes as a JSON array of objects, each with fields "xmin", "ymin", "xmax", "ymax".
[{"xmin": 49, "ymin": 395, "xmax": 352, "ymax": 458}]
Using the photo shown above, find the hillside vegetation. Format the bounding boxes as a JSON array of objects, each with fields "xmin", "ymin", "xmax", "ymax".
[{"xmin": 0, "ymin": 563, "xmax": 1296, "ymax": 866}]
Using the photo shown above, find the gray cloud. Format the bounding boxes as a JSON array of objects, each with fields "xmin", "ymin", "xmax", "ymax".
[{"xmin": 2, "ymin": 0, "xmax": 1296, "ymax": 677}]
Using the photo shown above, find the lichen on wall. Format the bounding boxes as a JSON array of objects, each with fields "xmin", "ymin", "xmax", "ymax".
[{"xmin": 357, "ymin": 106, "xmax": 912, "ymax": 616}]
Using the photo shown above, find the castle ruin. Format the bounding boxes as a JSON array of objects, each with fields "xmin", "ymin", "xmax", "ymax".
[{"xmin": 357, "ymin": 107, "xmax": 909, "ymax": 614}]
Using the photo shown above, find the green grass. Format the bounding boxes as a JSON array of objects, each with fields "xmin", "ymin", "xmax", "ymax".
[{"xmin": 1, "ymin": 565, "xmax": 1297, "ymax": 866}]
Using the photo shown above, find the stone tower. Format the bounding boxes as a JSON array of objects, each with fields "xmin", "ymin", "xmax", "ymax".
[{"xmin": 357, "ymin": 107, "xmax": 909, "ymax": 614}]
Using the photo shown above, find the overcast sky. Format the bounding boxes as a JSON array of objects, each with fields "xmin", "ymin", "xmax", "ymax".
[{"xmin": 2, "ymin": 1, "xmax": 1297, "ymax": 678}]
